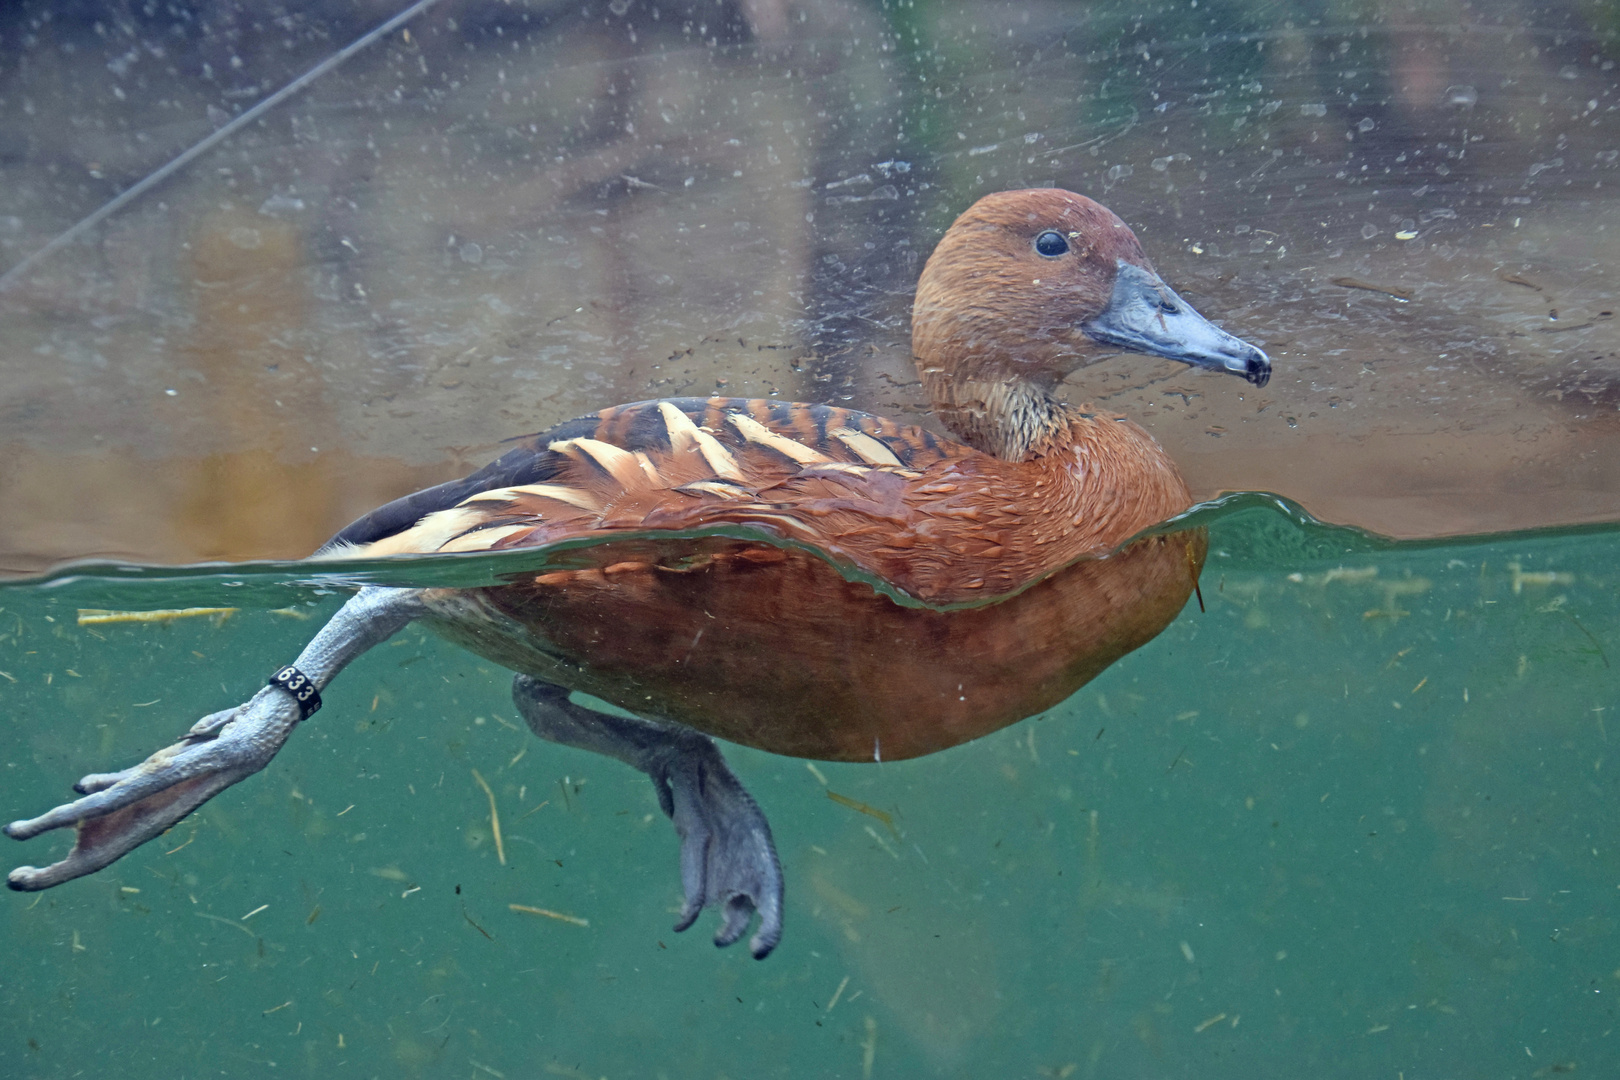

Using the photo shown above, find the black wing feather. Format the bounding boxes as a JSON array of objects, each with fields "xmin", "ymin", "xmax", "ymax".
[{"xmin": 320, "ymin": 415, "xmax": 600, "ymax": 551}]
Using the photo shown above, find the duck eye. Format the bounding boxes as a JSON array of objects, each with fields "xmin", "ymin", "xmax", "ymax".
[{"xmin": 1034, "ymin": 230, "xmax": 1068, "ymax": 257}]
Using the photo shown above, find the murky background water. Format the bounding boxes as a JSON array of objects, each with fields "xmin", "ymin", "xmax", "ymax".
[
  {"xmin": 1, "ymin": 503, "xmax": 1617, "ymax": 1078},
  {"xmin": 3, "ymin": 0, "xmax": 1620, "ymax": 1076}
]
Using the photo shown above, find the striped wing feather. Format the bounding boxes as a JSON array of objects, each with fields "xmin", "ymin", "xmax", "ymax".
[{"xmin": 321, "ymin": 397, "xmax": 974, "ymax": 576}]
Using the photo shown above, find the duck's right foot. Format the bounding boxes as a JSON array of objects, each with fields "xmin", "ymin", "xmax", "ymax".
[{"xmin": 512, "ymin": 675, "xmax": 783, "ymax": 959}]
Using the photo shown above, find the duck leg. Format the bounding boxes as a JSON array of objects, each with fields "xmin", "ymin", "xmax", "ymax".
[
  {"xmin": 5, "ymin": 586, "xmax": 428, "ymax": 891},
  {"xmin": 512, "ymin": 675, "xmax": 783, "ymax": 959}
]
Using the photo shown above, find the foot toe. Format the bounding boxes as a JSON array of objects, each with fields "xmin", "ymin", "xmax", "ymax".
[
  {"xmin": 673, "ymin": 894, "xmax": 704, "ymax": 934},
  {"xmin": 713, "ymin": 894, "xmax": 755, "ymax": 949},
  {"xmin": 73, "ymin": 770, "xmax": 130, "ymax": 795},
  {"xmin": 748, "ymin": 909, "xmax": 783, "ymax": 960}
]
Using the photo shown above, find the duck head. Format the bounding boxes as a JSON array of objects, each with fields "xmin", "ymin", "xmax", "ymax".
[{"xmin": 911, "ymin": 188, "xmax": 1270, "ymax": 459}]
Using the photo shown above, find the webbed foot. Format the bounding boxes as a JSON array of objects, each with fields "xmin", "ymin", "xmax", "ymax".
[
  {"xmin": 6, "ymin": 586, "xmax": 427, "ymax": 890},
  {"xmin": 513, "ymin": 676, "xmax": 783, "ymax": 959},
  {"xmin": 5, "ymin": 693, "xmax": 301, "ymax": 890}
]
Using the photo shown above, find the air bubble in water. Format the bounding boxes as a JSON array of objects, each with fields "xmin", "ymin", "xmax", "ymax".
[{"xmin": 1104, "ymin": 164, "xmax": 1133, "ymax": 186}]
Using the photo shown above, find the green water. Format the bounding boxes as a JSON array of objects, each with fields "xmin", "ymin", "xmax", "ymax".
[{"xmin": 1, "ymin": 498, "xmax": 1616, "ymax": 1079}]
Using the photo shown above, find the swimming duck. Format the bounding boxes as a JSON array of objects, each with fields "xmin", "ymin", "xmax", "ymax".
[{"xmin": 5, "ymin": 189, "xmax": 1268, "ymax": 959}]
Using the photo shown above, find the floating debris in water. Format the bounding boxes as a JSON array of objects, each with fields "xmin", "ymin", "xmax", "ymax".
[
  {"xmin": 825, "ymin": 790, "xmax": 901, "ymax": 840},
  {"xmin": 509, "ymin": 904, "xmax": 589, "ymax": 927},
  {"xmin": 1330, "ymin": 277, "xmax": 1412, "ymax": 301},
  {"xmin": 471, "ymin": 769, "xmax": 506, "ymax": 866},
  {"xmin": 77, "ymin": 607, "xmax": 237, "ymax": 625}
]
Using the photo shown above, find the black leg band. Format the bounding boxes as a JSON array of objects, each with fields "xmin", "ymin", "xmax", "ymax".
[{"xmin": 268, "ymin": 665, "xmax": 322, "ymax": 720}]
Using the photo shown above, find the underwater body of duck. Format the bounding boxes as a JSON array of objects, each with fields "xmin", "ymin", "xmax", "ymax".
[{"xmin": 5, "ymin": 188, "xmax": 1269, "ymax": 959}]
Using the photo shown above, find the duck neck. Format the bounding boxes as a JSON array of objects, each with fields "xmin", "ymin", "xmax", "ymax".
[{"xmin": 920, "ymin": 369, "xmax": 1079, "ymax": 461}]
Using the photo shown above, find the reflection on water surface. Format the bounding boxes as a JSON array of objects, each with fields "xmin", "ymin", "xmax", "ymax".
[{"xmin": 1, "ymin": 0, "xmax": 1618, "ymax": 569}]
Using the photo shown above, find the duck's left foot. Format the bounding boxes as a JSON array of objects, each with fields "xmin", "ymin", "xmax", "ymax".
[
  {"xmin": 512, "ymin": 675, "xmax": 783, "ymax": 959},
  {"xmin": 4, "ymin": 697, "xmax": 300, "ymax": 890},
  {"xmin": 6, "ymin": 586, "xmax": 428, "ymax": 891}
]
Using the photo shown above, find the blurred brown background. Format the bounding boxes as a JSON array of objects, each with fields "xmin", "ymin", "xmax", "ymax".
[{"xmin": 2, "ymin": 0, "xmax": 1617, "ymax": 572}]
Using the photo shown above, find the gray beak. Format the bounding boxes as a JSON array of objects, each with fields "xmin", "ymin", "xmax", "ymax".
[{"xmin": 1082, "ymin": 261, "xmax": 1271, "ymax": 387}]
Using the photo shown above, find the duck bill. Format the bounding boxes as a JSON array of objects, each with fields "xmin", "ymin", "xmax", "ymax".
[{"xmin": 1081, "ymin": 261, "xmax": 1271, "ymax": 387}]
